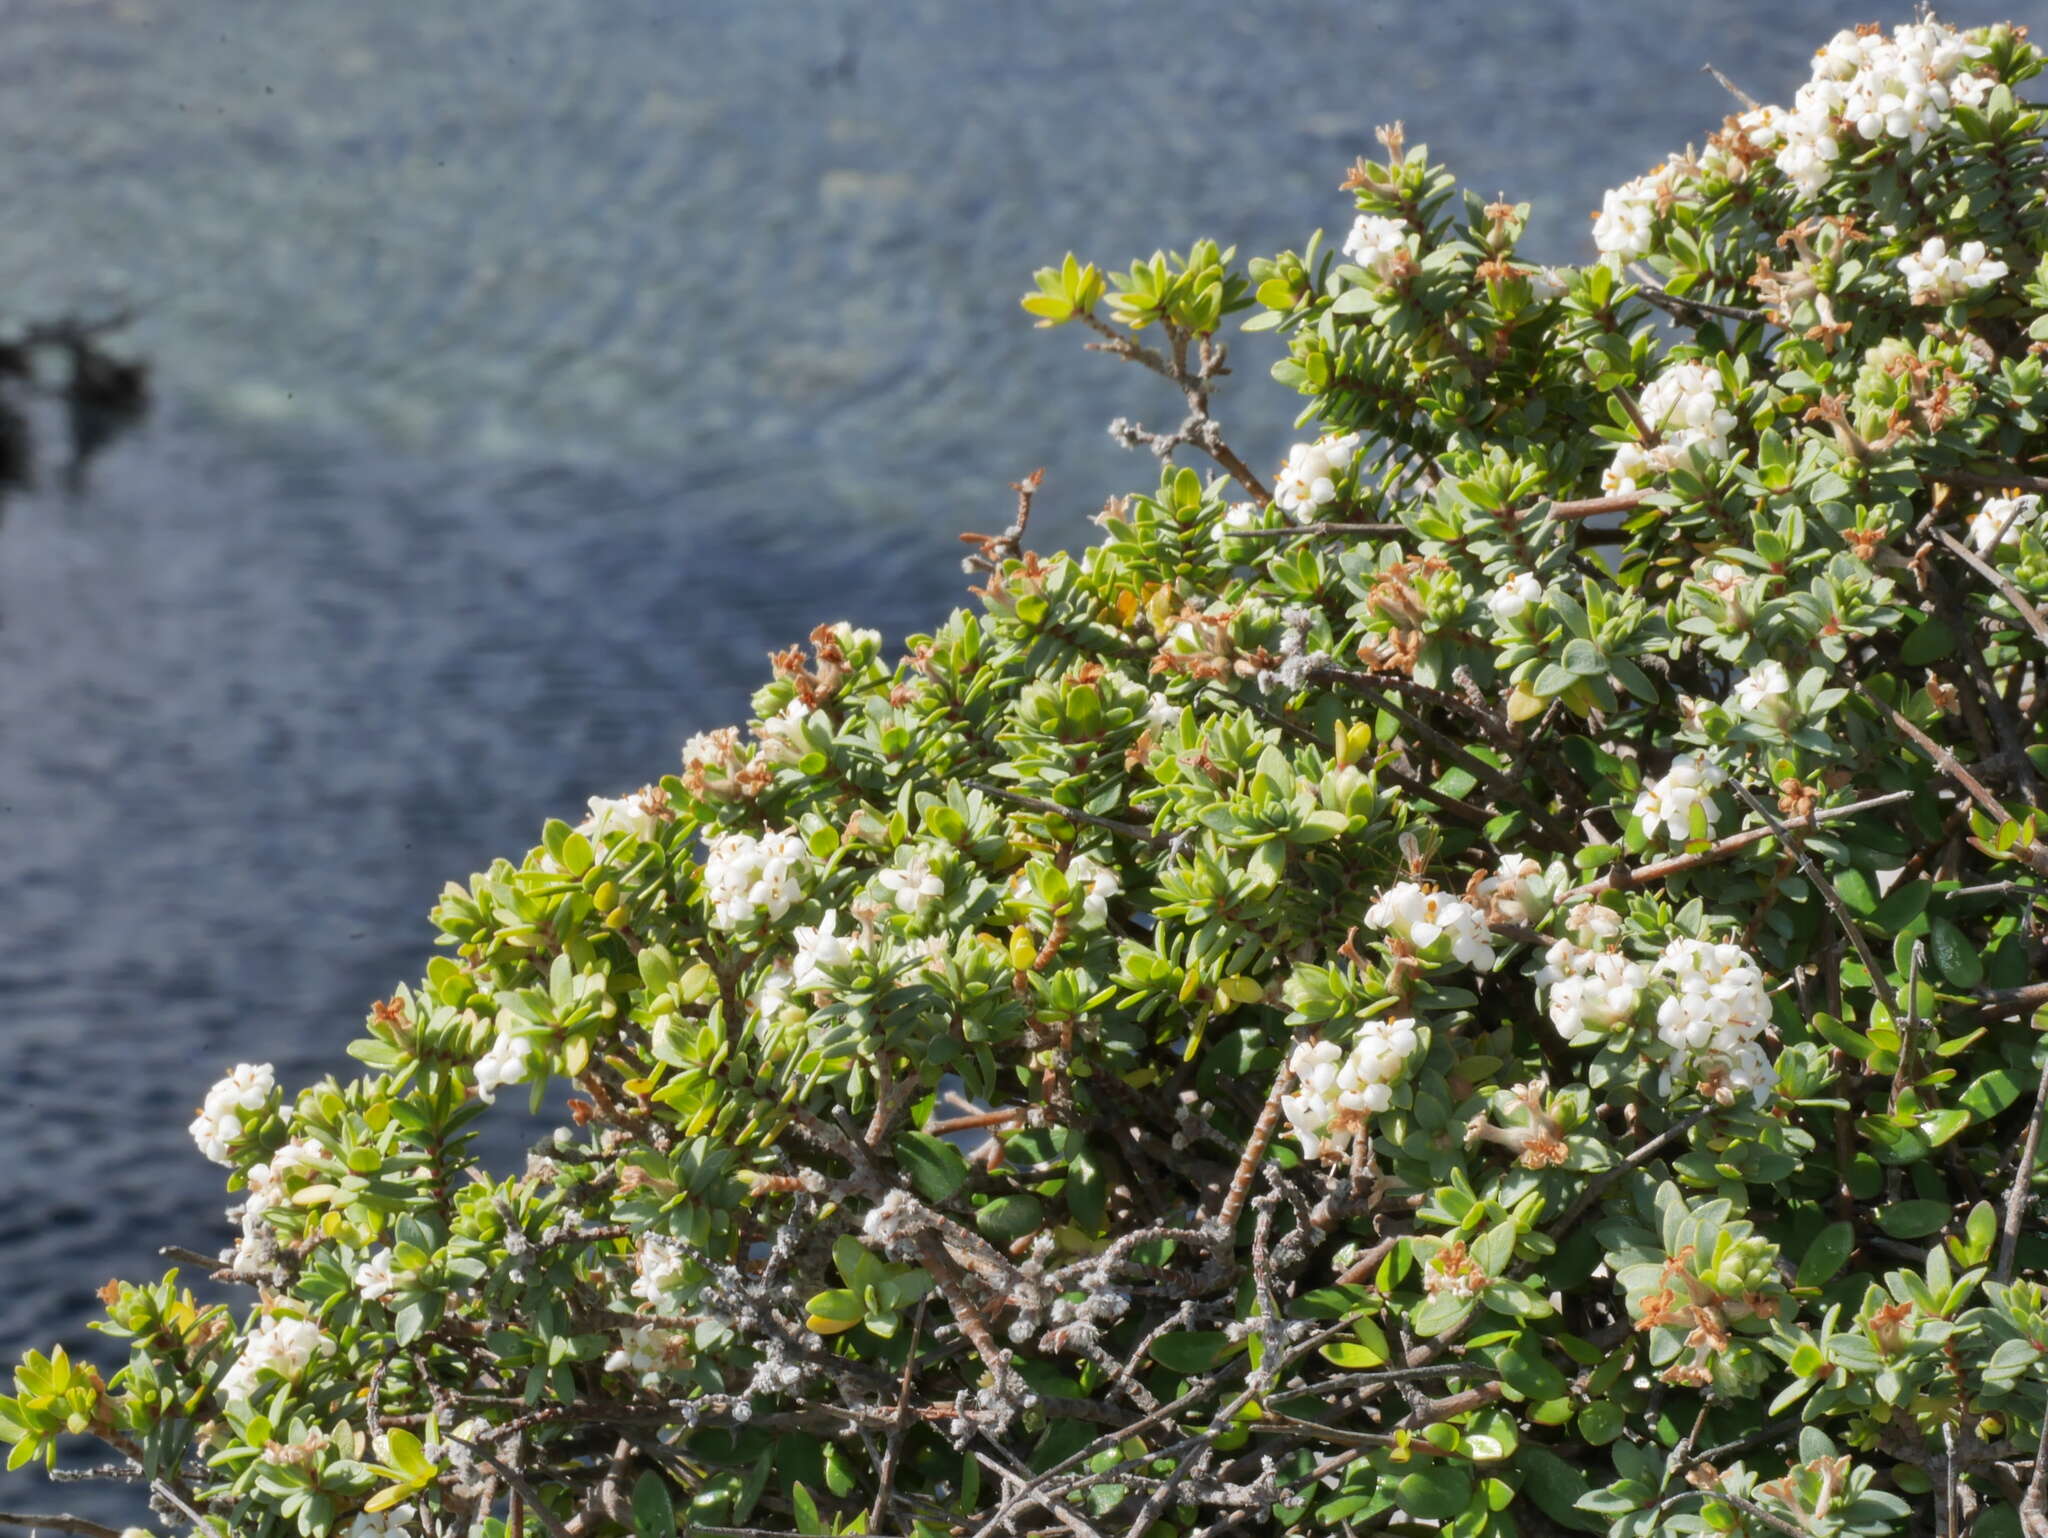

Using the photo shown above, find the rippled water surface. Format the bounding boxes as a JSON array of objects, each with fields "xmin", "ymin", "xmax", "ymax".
[{"xmin": 0, "ymin": 0, "xmax": 1952, "ymax": 1520}]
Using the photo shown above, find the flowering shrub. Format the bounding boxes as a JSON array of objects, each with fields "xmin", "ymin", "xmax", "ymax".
[{"xmin": 11, "ymin": 17, "xmax": 2048, "ymax": 1538}]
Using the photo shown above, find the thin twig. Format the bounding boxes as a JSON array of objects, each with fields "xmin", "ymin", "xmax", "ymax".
[
  {"xmin": 1997, "ymin": 1049, "xmax": 2048, "ymax": 1282},
  {"xmin": 0, "ymin": 1514, "xmax": 126, "ymax": 1538},
  {"xmin": 1551, "ymin": 1108, "xmax": 1712, "ymax": 1232},
  {"xmin": 1729, "ymin": 780, "xmax": 1899, "ymax": 1018},
  {"xmin": 965, "ymin": 780, "xmax": 1165, "ymax": 845}
]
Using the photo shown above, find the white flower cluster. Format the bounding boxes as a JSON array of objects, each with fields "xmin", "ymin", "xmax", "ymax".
[
  {"xmin": 1899, "ymin": 236, "xmax": 2009, "ymax": 303},
  {"xmin": 1771, "ymin": 22, "xmax": 1994, "ymax": 197},
  {"xmin": 1280, "ymin": 1018, "xmax": 1422, "ymax": 1160},
  {"xmin": 1653, "ymin": 938, "xmax": 1778, "ymax": 1105},
  {"xmin": 216, "ymin": 1312, "xmax": 332, "ymax": 1403},
  {"xmin": 1603, "ymin": 361, "xmax": 1739, "ymax": 494},
  {"xmin": 1633, "ymin": 753, "xmax": 1726, "ymax": 843},
  {"xmin": 1342, "ymin": 213, "xmax": 1413, "ymax": 287},
  {"xmin": 1592, "ymin": 164, "xmax": 1685, "ymax": 262},
  {"xmin": 1970, "ymin": 492, "xmax": 2041, "ymax": 552},
  {"xmin": 1537, "ymin": 937, "xmax": 1648, "ymax": 1046},
  {"xmin": 190, "ymin": 1063, "xmax": 275, "ymax": 1165},
  {"xmin": 1364, "ymin": 882, "xmax": 1497, "ymax": 971},
  {"xmin": 575, "ymin": 785, "xmax": 668, "ymax": 844},
  {"xmin": 473, "ymin": 1029, "xmax": 539, "ymax": 1104},
  {"xmin": 1485, "ymin": 571, "xmax": 1543, "ymax": 628},
  {"xmin": 1273, "ymin": 432, "xmax": 1361, "ymax": 518},
  {"xmin": 1066, "ymin": 853, "xmax": 1122, "ymax": 926},
  {"xmin": 791, "ymin": 910, "xmax": 865, "ymax": 992},
  {"xmin": 702, "ymin": 826, "xmax": 811, "ymax": 929},
  {"xmin": 877, "ymin": 851, "xmax": 944, "ymax": 914},
  {"xmin": 1730, "ymin": 659, "xmax": 1793, "ymax": 716}
]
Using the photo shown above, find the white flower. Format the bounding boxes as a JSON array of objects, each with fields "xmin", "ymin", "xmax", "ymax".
[
  {"xmin": 1968, "ymin": 493, "xmax": 2040, "ymax": 552},
  {"xmin": 1525, "ymin": 266, "xmax": 1572, "ymax": 301},
  {"xmin": 1653, "ymin": 938, "xmax": 1778, "ymax": 1105},
  {"xmin": 791, "ymin": 909, "xmax": 865, "ymax": 992},
  {"xmin": 575, "ymin": 785, "xmax": 669, "ymax": 844},
  {"xmin": 1145, "ymin": 693, "xmax": 1182, "ymax": 732},
  {"xmin": 346, "ymin": 1504, "xmax": 417, "ymax": 1538},
  {"xmin": 352, "ymin": 1248, "xmax": 398, "ymax": 1302},
  {"xmin": 1592, "ymin": 169, "xmax": 1674, "ymax": 261},
  {"xmin": 1473, "ymin": 852, "xmax": 1551, "ymax": 926},
  {"xmin": 1536, "ymin": 940, "xmax": 1648, "ymax": 1044},
  {"xmin": 1280, "ymin": 1018, "xmax": 1422, "ymax": 1160},
  {"xmin": 1342, "ymin": 214, "xmax": 1413, "ymax": 286},
  {"xmin": 243, "ymin": 1138, "xmax": 327, "ymax": 1219},
  {"xmin": 877, "ymin": 853, "xmax": 945, "ymax": 915},
  {"xmin": 1563, "ymin": 901, "xmax": 1624, "ymax": 946},
  {"xmin": 1217, "ymin": 501, "xmax": 1261, "ymax": 547},
  {"xmin": 1699, "ymin": 104, "xmax": 1785, "ymax": 182},
  {"xmin": 755, "ymin": 699, "xmax": 820, "ymax": 766},
  {"xmin": 753, "ymin": 961, "xmax": 796, "ymax": 1020},
  {"xmin": 216, "ymin": 1312, "xmax": 333, "ymax": 1403},
  {"xmin": 605, "ymin": 1324, "xmax": 685, "ymax": 1385},
  {"xmin": 1899, "ymin": 236, "xmax": 2008, "ymax": 303},
  {"xmin": 1486, "ymin": 572, "xmax": 1543, "ymax": 626},
  {"xmin": 1632, "ymin": 754, "xmax": 1726, "ymax": 843},
  {"xmin": 1730, "ymin": 659, "xmax": 1793, "ymax": 715},
  {"xmin": 1065, "ymin": 854, "xmax": 1122, "ymax": 927},
  {"xmin": 631, "ymin": 1235, "xmax": 688, "ymax": 1307},
  {"xmin": 1273, "ymin": 433, "xmax": 1361, "ymax": 518},
  {"xmin": 190, "ymin": 1063, "xmax": 276, "ymax": 1165},
  {"xmin": 1364, "ymin": 882, "xmax": 1497, "ymax": 971},
  {"xmin": 682, "ymin": 727, "xmax": 745, "ymax": 775},
  {"xmin": 473, "ymin": 1030, "xmax": 538, "ymax": 1104},
  {"xmin": 702, "ymin": 827, "xmax": 812, "ymax": 929}
]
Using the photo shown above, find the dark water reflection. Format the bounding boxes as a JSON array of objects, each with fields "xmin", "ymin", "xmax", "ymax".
[{"xmin": 0, "ymin": 0, "xmax": 1958, "ymax": 1521}]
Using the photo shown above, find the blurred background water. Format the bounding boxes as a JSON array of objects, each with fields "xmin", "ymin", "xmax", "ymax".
[{"xmin": 0, "ymin": 0, "xmax": 1971, "ymax": 1521}]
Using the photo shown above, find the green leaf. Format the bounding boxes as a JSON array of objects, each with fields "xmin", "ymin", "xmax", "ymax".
[
  {"xmin": 1561, "ymin": 638, "xmax": 1605, "ymax": 677},
  {"xmin": 1795, "ymin": 1221, "xmax": 1855, "ymax": 1287},
  {"xmin": 791, "ymin": 1481, "xmax": 825, "ymax": 1537},
  {"xmin": 1928, "ymin": 918, "xmax": 1983, "ymax": 988},
  {"xmin": 633, "ymin": 1471, "xmax": 677, "ymax": 1538},
  {"xmin": 893, "ymin": 1131, "xmax": 970, "ymax": 1204},
  {"xmin": 1962, "ymin": 1070, "xmax": 2025, "ymax": 1121},
  {"xmin": 1395, "ymin": 1465, "xmax": 1473, "ymax": 1520},
  {"xmin": 1152, "ymin": 1331, "xmax": 1234, "ymax": 1374},
  {"xmin": 1877, "ymin": 1200, "xmax": 1951, "ymax": 1239}
]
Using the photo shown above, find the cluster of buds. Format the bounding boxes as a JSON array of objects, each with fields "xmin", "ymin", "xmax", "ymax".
[
  {"xmin": 1535, "ymin": 906, "xmax": 1644, "ymax": 1045},
  {"xmin": 1272, "ymin": 432, "xmax": 1361, "ymax": 519},
  {"xmin": 1279, "ymin": 1017, "xmax": 1422, "ymax": 1160},
  {"xmin": 190, "ymin": 1062, "xmax": 276, "ymax": 1166},
  {"xmin": 1653, "ymin": 938, "xmax": 1778, "ymax": 1106},
  {"xmin": 701, "ymin": 826, "xmax": 812, "ymax": 929}
]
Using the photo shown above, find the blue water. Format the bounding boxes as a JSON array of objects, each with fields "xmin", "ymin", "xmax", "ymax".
[{"xmin": 0, "ymin": 0, "xmax": 1964, "ymax": 1522}]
